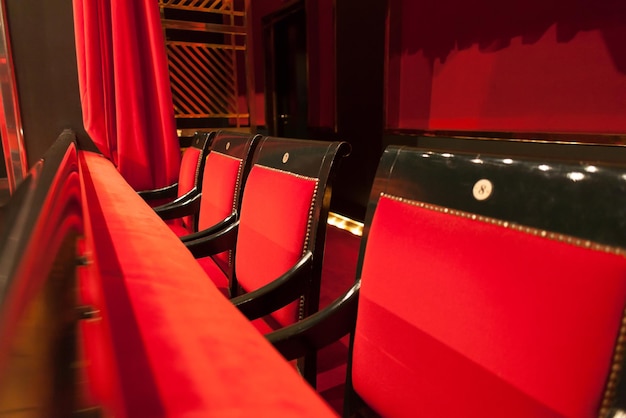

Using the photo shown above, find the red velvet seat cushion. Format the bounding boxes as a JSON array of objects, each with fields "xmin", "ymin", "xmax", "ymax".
[
  {"xmin": 196, "ymin": 255, "xmax": 231, "ymax": 297},
  {"xmin": 165, "ymin": 219, "xmax": 190, "ymax": 237},
  {"xmin": 235, "ymin": 165, "xmax": 319, "ymax": 328},
  {"xmin": 354, "ymin": 194, "xmax": 626, "ymax": 418}
]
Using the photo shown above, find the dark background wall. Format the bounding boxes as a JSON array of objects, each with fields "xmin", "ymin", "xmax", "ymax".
[
  {"xmin": 5, "ymin": 0, "xmax": 86, "ymax": 167},
  {"xmin": 9, "ymin": 0, "xmax": 624, "ymax": 220},
  {"xmin": 249, "ymin": 0, "xmax": 387, "ymax": 220},
  {"xmin": 250, "ymin": 0, "xmax": 626, "ymax": 219},
  {"xmin": 334, "ymin": 0, "xmax": 386, "ymax": 220},
  {"xmin": 386, "ymin": 0, "xmax": 626, "ymax": 134}
]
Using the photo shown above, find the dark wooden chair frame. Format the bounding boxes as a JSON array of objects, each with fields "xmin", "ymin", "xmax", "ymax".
[
  {"xmin": 185, "ymin": 136, "xmax": 350, "ymax": 386},
  {"xmin": 155, "ymin": 130, "xmax": 261, "ymax": 241},
  {"xmin": 137, "ymin": 131, "xmax": 214, "ymax": 206}
]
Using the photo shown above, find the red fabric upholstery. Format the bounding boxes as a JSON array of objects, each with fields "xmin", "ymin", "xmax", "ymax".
[
  {"xmin": 0, "ymin": 144, "xmax": 92, "ymax": 409},
  {"xmin": 72, "ymin": 0, "xmax": 180, "ymax": 190},
  {"xmin": 177, "ymin": 147, "xmax": 201, "ymax": 197},
  {"xmin": 196, "ymin": 255, "xmax": 230, "ymax": 297},
  {"xmin": 388, "ymin": 1, "xmax": 626, "ymax": 134},
  {"xmin": 353, "ymin": 195, "xmax": 626, "ymax": 418},
  {"xmin": 236, "ymin": 165, "xmax": 319, "ymax": 328},
  {"xmin": 165, "ymin": 220, "xmax": 189, "ymax": 237},
  {"xmin": 78, "ymin": 151, "xmax": 337, "ymax": 417},
  {"xmin": 77, "ymin": 191, "xmax": 125, "ymax": 414},
  {"xmin": 198, "ymin": 151, "xmax": 243, "ymax": 271},
  {"xmin": 198, "ymin": 152, "xmax": 242, "ymax": 230},
  {"xmin": 176, "ymin": 147, "xmax": 202, "ymax": 231}
]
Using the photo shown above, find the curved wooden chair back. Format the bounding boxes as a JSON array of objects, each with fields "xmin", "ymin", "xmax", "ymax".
[
  {"xmin": 196, "ymin": 130, "xmax": 261, "ymax": 273},
  {"xmin": 139, "ymin": 131, "xmax": 213, "ymax": 229},
  {"xmin": 349, "ymin": 145, "xmax": 626, "ymax": 417},
  {"xmin": 234, "ymin": 137, "xmax": 350, "ymax": 328}
]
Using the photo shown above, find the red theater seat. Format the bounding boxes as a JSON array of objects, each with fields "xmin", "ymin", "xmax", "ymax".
[
  {"xmin": 269, "ymin": 144, "xmax": 626, "ymax": 417},
  {"xmin": 138, "ymin": 131, "xmax": 213, "ymax": 228},
  {"xmin": 187, "ymin": 136, "xmax": 350, "ymax": 385},
  {"xmin": 157, "ymin": 131, "xmax": 260, "ymax": 284}
]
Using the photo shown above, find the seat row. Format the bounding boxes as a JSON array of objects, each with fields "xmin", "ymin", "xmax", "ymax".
[
  {"xmin": 139, "ymin": 130, "xmax": 626, "ymax": 417},
  {"xmin": 139, "ymin": 130, "xmax": 351, "ymax": 385},
  {"xmin": 118, "ymin": 130, "xmax": 626, "ymax": 417}
]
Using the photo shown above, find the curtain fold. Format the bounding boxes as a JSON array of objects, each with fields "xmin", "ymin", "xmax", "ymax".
[{"xmin": 73, "ymin": 0, "xmax": 180, "ymax": 190}]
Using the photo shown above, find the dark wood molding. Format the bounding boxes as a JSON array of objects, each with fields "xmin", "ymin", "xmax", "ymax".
[
  {"xmin": 384, "ymin": 129, "xmax": 626, "ymax": 166},
  {"xmin": 386, "ymin": 128, "xmax": 626, "ymax": 145}
]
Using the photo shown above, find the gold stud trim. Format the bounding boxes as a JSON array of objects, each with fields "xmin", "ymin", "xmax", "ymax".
[
  {"xmin": 601, "ymin": 312, "xmax": 626, "ymax": 418},
  {"xmin": 193, "ymin": 148, "xmax": 204, "ymax": 188},
  {"xmin": 381, "ymin": 193, "xmax": 626, "ymax": 257},
  {"xmin": 229, "ymin": 157, "xmax": 244, "ymax": 270},
  {"xmin": 303, "ymin": 180, "xmax": 320, "ymax": 256},
  {"xmin": 255, "ymin": 164, "xmax": 318, "ymax": 182},
  {"xmin": 298, "ymin": 179, "xmax": 319, "ymax": 320},
  {"xmin": 210, "ymin": 151, "xmax": 244, "ymax": 270}
]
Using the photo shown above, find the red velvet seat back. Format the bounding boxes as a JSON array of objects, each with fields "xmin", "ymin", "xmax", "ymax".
[
  {"xmin": 198, "ymin": 151, "xmax": 244, "ymax": 270},
  {"xmin": 197, "ymin": 131, "xmax": 260, "ymax": 273},
  {"xmin": 177, "ymin": 146, "xmax": 201, "ymax": 198},
  {"xmin": 176, "ymin": 147, "xmax": 202, "ymax": 232},
  {"xmin": 233, "ymin": 136, "xmax": 350, "ymax": 329},
  {"xmin": 176, "ymin": 132, "xmax": 213, "ymax": 231},
  {"xmin": 236, "ymin": 165, "xmax": 319, "ymax": 326},
  {"xmin": 351, "ymin": 145, "xmax": 626, "ymax": 418}
]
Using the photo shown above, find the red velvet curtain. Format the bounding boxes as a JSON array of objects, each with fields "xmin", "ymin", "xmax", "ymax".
[{"xmin": 73, "ymin": 0, "xmax": 180, "ymax": 190}]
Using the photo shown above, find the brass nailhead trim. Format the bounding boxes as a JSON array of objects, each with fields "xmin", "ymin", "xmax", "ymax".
[
  {"xmin": 299, "ymin": 180, "xmax": 319, "ymax": 320},
  {"xmin": 381, "ymin": 193, "xmax": 626, "ymax": 257},
  {"xmin": 255, "ymin": 164, "xmax": 318, "ymax": 182},
  {"xmin": 601, "ymin": 313, "xmax": 626, "ymax": 418},
  {"xmin": 303, "ymin": 180, "xmax": 319, "ymax": 255},
  {"xmin": 210, "ymin": 151, "xmax": 244, "ymax": 269},
  {"xmin": 229, "ymin": 157, "xmax": 244, "ymax": 269},
  {"xmin": 193, "ymin": 148, "xmax": 204, "ymax": 187}
]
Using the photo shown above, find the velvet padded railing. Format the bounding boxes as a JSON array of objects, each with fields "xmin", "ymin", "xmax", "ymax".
[{"xmin": 0, "ymin": 129, "xmax": 340, "ymax": 417}]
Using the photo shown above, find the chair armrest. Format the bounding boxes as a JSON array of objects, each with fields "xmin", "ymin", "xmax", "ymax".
[
  {"xmin": 153, "ymin": 193, "xmax": 201, "ymax": 220},
  {"xmin": 231, "ymin": 251, "xmax": 313, "ymax": 320},
  {"xmin": 266, "ymin": 280, "xmax": 360, "ymax": 360},
  {"xmin": 184, "ymin": 220, "xmax": 239, "ymax": 258},
  {"xmin": 154, "ymin": 188, "xmax": 198, "ymax": 209},
  {"xmin": 137, "ymin": 182, "xmax": 178, "ymax": 201},
  {"xmin": 180, "ymin": 213, "xmax": 238, "ymax": 243}
]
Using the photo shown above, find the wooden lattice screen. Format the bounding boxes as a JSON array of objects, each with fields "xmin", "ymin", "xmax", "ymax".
[{"xmin": 159, "ymin": 0, "xmax": 249, "ymax": 130}]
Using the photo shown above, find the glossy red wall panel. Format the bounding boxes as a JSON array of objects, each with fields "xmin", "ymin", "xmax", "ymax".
[{"xmin": 388, "ymin": 0, "xmax": 626, "ymax": 134}]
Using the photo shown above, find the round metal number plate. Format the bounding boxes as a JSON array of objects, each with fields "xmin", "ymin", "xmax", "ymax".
[{"xmin": 473, "ymin": 179, "xmax": 493, "ymax": 201}]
